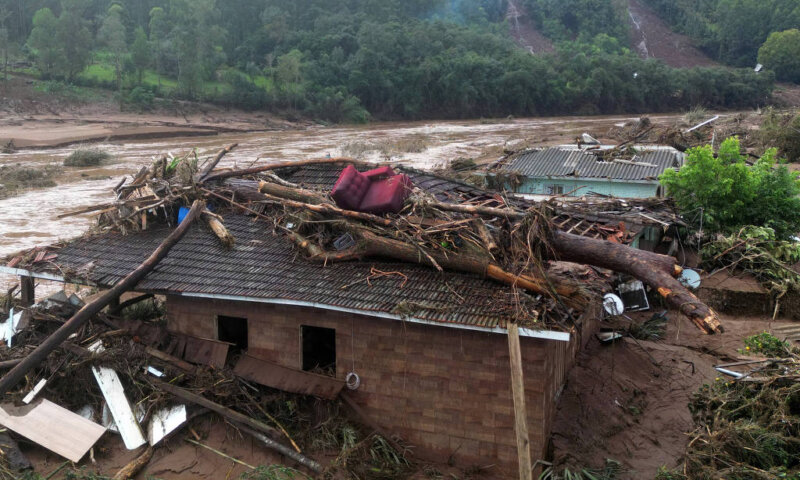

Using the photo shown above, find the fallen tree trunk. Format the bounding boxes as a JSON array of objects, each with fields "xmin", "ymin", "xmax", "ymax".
[
  {"xmin": 0, "ymin": 200, "xmax": 206, "ymax": 396},
  {"xmin": 225, "ymin": 179, "xmax": 716, "ymax": 332},
  {"xmin": 553, "ymin": 231, "xmax": 722, "ymax": 334}
]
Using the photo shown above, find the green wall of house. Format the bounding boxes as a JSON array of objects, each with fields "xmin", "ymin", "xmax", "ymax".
[{"xmin": 515, "ymin": 178, "xmax": 660, "ymax": 198}]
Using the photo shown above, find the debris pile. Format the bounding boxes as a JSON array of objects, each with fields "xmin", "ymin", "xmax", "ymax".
[
  {"xmin": 681, "ymin": 339, "xmax": 800, "ymax": 479},
  {"xmin": 0, "ymin": 144, "xmax": 728, "ymax": 476}
]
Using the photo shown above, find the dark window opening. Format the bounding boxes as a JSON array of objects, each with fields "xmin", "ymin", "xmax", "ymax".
[
  {"xmin": 301, "ymin": 325, "xmax": 336, "ymax": 376},
  {"xmin": 218, "ymin": 316, "xmax": 248, "ymax": 363}
]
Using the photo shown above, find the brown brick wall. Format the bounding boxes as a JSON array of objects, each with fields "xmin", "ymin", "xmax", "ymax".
[{"xmin": 166, "ymin": 295, "xmax": 592, "ymax": 476}]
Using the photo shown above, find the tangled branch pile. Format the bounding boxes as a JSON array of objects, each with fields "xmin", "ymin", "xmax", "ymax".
[
  {"xmin": 702, "ymin": 226, "xmax": 800, "ymax": 300},
  {"xmin": 680, "ymin": 359, "xmax": 800, "ymax": 479}
]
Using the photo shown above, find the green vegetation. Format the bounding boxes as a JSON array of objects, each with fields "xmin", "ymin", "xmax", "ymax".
[
  {"xmin": 0, "ymin": 0, "xmax": 776, "ymax": 122},
  {"xmin": 641, "ymin": 0, "xmax": 800, "ymax": 68},
  {"xmin": 681, "ymin": 347, "xmax": 800, "ymax": 479},
  {"xmin": 759, "ymin": 29, "xmax": 800, "ymax": 84},
  {"xmin": 741, "ymin": 332, "xmax": 792, "ymax": 358},
  {"xmin": 539, "ymin": 459, "xmax": 625, "ymax": 480},
  {"xmin": 524, "ymin": 0, "xmax": 629, "ymax": 43},
  {"xmin": 64, "ymin": 148, "xmax": 111, "ymax": 167},
  {"xmin": 759, "ymin": 110, "xmax": 800, "ymax": 163},
  {"xmin": 702, "ymin": 226, "xmax": 800, "ymax": 299},
  {"xmin": 660, "ymin": 138, "xmax": 800, "ymax": 239}
]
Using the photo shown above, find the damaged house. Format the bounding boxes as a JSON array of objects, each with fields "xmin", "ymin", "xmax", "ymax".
[
  {"xmin": 497, "ymin": 146, "xmax": 684, "ymax": 199},
  {"xmin": 0, "ymin": 154, "xmax": 720, "ymax": 477}
]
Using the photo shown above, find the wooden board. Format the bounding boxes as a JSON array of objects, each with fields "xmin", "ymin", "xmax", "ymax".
[
  {"xmin": 0, "ymin": 399, "xmax": 106, "ymax": 462},
  {"xmin": 89, "ymin": 341, "xmax": 146, "ymax": 450},
  {"xmin": 234, "ymin": 354, "xmax": 344, "ymax": 400},
  {"xmin": 183, "ymin": 335, "xmax": 230, "ymax": 368}
]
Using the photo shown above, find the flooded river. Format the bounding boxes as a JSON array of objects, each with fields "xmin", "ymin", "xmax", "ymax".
[{"xmin": 0, "ymin": 113, "xmax": 687, "ymax": 258}]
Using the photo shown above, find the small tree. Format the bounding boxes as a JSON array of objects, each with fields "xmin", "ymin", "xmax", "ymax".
[
  {"xmin": 27, "ymin": 8, "xmax": 59, "ymax": 77},
  {"xmin": 758, "ymin": 29, "xmax": 800, "ymax": 84},
  {"xmin": 130, "ymin": 27, "xmax": 150, "ymax": 85},
  {"xmin": 660, "ymin": 137, "xmax": 800, "ymax": 239},
  {"xmin": 98, "ymin": 4, "xmax": 128, "ymax": 91}
]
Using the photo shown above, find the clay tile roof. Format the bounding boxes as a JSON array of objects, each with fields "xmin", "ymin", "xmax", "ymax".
[{"xmin": 42, "ymin": 214, "xmax": 552, "ymax": 330}]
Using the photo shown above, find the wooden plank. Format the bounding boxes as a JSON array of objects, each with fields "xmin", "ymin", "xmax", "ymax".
[
  {"xmin": 0, "ymin": 399, "xmax": 106, "ymax": 462},
  {"xmin": 183, "ymin": 335, "xmax": 230, "ymax": 368},
  {"xmin": 148, "ymin": 404, "xmax": 187, "ymax": 446},
  {"xmin": 89, "ymin": 342, "xmax": 147, "ymax": 450},
  {"xmin": 234, "ymin": 354, "xmax": 344, "ymax": 400},
  {"xmin": 508, "ymin": 323, "xmax": 532, "ymax": 480}
]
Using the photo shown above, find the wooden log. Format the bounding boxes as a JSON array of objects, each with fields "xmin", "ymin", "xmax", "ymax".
[
  {"xmin": 553, "ymin": 231, "xmax": 722, "ymax": 334},
  {"xmin": 0, "ymin": 200, "xmax": 206, "ymax": 396},
  {"xmin": 198, "ymin": 143, "xmax": 238, "ymax": 181},
  {"xmin": 473, "ymin": 219, "xmax": 499, "ymax": 254},
  {"xmin": 112, "ymin": 446, "xmax": 153, "ymax": 480},
  {"xmin": 203, "ymin": 212, "xmax": 235, "ymax": 249},
  {"xmin": 153, "ymin": 380, "xmax": 318, "ymax": 469},
  {"xmin": 258, "ymin": 180, "xmax": 325, "ymax": 205},
  {"xmin": 508, "ymin": 323, "xmax": 532, "ymax": 480},
  {"xmin": 20, "ymin": 276, "xmax": 34, "ymax": 307},
  {"xmin": 203, "ymin": 157, "xmax": 357, "ymax": 183}
]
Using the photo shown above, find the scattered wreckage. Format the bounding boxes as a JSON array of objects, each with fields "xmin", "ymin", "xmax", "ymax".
[{"xmin": 0, "ymin": 145, "xmax": 723, "ymax": 478}]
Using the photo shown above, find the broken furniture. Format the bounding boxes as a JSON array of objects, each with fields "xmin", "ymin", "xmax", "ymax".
[{"xmin": 331, "ymin": 165, "xmax": 412, "ymax": 214}]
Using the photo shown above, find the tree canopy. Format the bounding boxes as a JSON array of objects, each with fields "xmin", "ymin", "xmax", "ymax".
[
  {"xmin": 0, "ymin": 0, "xmax": 777, "ymax": 121},
  {"xmin": 660, "ymin": 138, "xmax": 800, "ymax": 239},
  {"xmin": 759, "ymin": 29, "xmax": 800, "ymax": 84}
]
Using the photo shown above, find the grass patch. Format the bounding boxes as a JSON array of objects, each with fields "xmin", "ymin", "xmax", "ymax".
[
  {"xmin": 0, "ymin": 164, "xmax": 61, "ymax": 199},
  {"xmin": 64, "ymin": 148, "xmax": 111, "ymax": 167},
  {"xmin": 684, "ymin": 106, "xmax": 709, "ymax": 125}
]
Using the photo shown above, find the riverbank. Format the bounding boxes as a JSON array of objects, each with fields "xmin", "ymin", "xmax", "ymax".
[{"xmin": 0, "ymin": 75, "xmax": 305, "ymax": 150}]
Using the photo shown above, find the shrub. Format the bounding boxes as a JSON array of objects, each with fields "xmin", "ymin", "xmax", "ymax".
[
  {"xmin": 741, "ymin": 332, "xmax": 791, "ymax": 358},
  {"xmin": 64, "ymin": 148, "xmax": 111, "ymax": 167},
  {"xmin": 123, "ymin": 86, "xmax": 155, "ymax": 112},
  {"xmin": 660, "ymin": 137, "xmax": 800, "ymax": 239}
]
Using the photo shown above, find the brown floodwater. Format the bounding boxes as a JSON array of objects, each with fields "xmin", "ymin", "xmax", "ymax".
[{"xmin": 0, "ymin": 113, "xmax": 689, "ymax": 260}]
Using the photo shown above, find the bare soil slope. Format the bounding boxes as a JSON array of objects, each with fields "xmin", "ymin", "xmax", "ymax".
[{"xmin": 627, "ymin": 0, "xmax": 718, "ymax": 68}]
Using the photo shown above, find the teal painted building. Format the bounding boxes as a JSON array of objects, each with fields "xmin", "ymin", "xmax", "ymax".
[{"xmin": 499, "ymin": 147, "xmax": 683, "ymax": 199}]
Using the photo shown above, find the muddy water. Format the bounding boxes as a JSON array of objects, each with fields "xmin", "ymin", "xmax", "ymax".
[{"xmin": 0, "ymin": 114, "xmax": 685, "ymax": 259}]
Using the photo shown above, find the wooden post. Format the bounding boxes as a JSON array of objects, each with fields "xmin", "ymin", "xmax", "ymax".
[
  {"xmin": 0, "ymin": 200, "xmax": 206, "ymax": 397},
  {"xmin": 508, "ymin": 323, "xmax": 532, "ymax": 480},
  {"xmin": 20, "ymin": 276, "xmax": 34, "ymax": 307}
]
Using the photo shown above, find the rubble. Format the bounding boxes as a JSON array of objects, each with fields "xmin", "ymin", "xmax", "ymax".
[{"xmin": 0, "ymin": 145, "xmax": 727, "ymax": 477}]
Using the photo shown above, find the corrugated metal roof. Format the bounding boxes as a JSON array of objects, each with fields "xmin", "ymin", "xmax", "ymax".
[
  {"xmin": 44, "ymin": 215, "xmax": 547, "ymax": 329},
  {"xmin": 503, "ymin": 148, "xmax": 681, "ymax": 181}
]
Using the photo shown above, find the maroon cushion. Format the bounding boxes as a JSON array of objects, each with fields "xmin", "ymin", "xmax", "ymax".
[
  {"xmin": 362, "ymin": 165, "xmax": 396, "ymax": 180},
  {"xmin": 331, "ymin": 165, "xmax": 370, "ymax": 210},
  {"xmin": 359, "ymin": 174, "xmax": 412, "ymax": 214}
]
